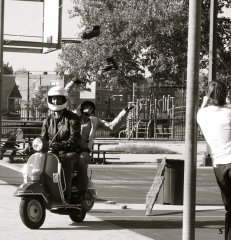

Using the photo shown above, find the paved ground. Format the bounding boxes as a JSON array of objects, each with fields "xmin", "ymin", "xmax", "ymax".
[{"xmin": 0, "ymin": 140, "xmax": 226, "ymax": 240}]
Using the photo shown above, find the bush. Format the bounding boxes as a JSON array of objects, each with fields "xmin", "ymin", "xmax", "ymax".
[{"xmin": 108, "ymin": 144, "xmax": 178, "ymax": 154}]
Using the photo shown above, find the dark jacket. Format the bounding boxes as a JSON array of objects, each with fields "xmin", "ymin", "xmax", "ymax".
[{"xmin": 40, "ymin": 109, "xmax": 82, "ymax": 152}]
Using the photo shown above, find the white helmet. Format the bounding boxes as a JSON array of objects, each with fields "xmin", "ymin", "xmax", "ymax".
[{"xmin": 47, "ymin": 86, "xmax": 68, "ymax": 111}]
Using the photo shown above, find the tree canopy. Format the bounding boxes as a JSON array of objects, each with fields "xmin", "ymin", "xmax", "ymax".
[
  {"xmin": 3, "ymin": 62, "xmax": 13, "ymax": 74},
  {"xmin": 29, "ymin": 87, "xmax": 48, "ymax": 119},
  {"xmin": 56, "ymin": 0, "xmax": 231, "ymax": 90}
]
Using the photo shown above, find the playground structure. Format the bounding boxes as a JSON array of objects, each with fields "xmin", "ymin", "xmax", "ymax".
[{"xmin": 119, "ymin": 88, "xmax": 187, "ymax": 139}]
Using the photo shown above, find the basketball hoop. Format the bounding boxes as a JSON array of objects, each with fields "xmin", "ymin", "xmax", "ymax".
[{"xmin": 4, "ymin": 0, "xmax": 62, "ymax": 54}]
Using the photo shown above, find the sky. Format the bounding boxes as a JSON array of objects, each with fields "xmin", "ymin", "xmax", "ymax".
[
  {"xmin": 3, "ymin": 2, "xmax": 231, "ymax": 73},
  {"xmin": 3, "ymin": 0, "xmax": 81, "ymax": 72}
]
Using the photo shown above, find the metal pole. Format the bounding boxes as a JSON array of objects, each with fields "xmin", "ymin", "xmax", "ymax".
[
  {"xmin": 27, "ymin": 71, "xmax": 30, "ymax": 120},
  {"xmin": 182, "ymin": 0, "xmax": 201, "ymax": 239},
  {"xmin": 27, "ymin": 71, "xmax": 30, "ymax": 102},
  {"xmin": 58, "ymin": 0, "xmax": 63, "ymax": 49},
  {"xmin": 0, "ymin": 0, "xmax": 4, "ymax": 152},
  {"xmin": 208, "ymin": 0, "xmax": 217, "ymax": 83}
]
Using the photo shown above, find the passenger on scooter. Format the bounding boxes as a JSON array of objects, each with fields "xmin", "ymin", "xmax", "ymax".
[
  {"xmin": 69, "ymin": 99, "xmax": 133, "ymax": 202},
  {"xmin": 65, "ymin": 77, "xmax": 134, "ymax": 152},
  {"xmin": 40, "ymin": 86, "xmax": 85, "ymax": 203},
  {"xmin": 64, "ymin": 75, "xmax": 134, "ymax": 203},
  {"xmin": 65, "ymin": 77, "xmax": 134, "ymax": 157}
]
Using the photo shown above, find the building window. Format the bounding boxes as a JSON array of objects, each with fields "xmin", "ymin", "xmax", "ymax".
[
  {"xmin": 97, "ymin": 112, "xmax": 104, "ymax": 118},
  {"xmin": 8, "ymin": 98, "xmax": 16, "ymax": 111},
  {"xmin": 51, "ymin": 81, "xmax": 59, "ymax": 86},
  {"xmin": 97, "ymin": 82, "xmax": 101, "ymax": 88},
  {"xmin": 97, "ymin": 96, "xmax": 101, "ymax": 103}
]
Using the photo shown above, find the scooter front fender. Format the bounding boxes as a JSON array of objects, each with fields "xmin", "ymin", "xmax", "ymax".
[
  {"xmin": 88, "ymin": 178, "xmax": 97, "ymax": 197},
  {"xmin": 14, "ymin": 182, "xmax": 48, "ymax": 203}
]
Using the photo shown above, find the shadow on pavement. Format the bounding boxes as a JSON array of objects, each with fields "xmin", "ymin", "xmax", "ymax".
[
  {"xmin": 99, "ymin": 219, "xmax": 224, "ymax": 229},
  {"xmin": 40, "ymin": 219, "xmax": 224, "ymax": 231},
  {"xmin": 41, "ymin": 220, "xmax": 123, "ymax": 231}
]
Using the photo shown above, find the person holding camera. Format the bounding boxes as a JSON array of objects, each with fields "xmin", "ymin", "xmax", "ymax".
[{"xmin": 197, "ymin": 81, "xmax": 231, "ymax": 240}]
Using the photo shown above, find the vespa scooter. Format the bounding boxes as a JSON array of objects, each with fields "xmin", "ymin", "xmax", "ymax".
[{"xmin": 14, "ymin": 138, "xmax": 97, "ymax": 229}]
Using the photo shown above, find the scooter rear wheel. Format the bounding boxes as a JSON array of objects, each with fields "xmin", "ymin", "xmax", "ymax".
[
  {"xmin": 69, "ymin": 209, "xmax": 86, "ymax": 223},
  {"xmin": 19, "ymin": 197, "xmax": 46, "ymax": 229}
]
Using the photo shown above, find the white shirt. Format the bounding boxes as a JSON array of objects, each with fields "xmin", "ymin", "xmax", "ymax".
[{"xmin": 197, "ymin": 105, "xmax": 231, "ymax": 166}]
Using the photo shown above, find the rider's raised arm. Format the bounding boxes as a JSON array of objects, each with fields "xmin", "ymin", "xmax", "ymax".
[
  {"xmin": 64, "ymin": 79, "xmax": 82, "ymax": 116},
  {"xmin": 96, "ymin": 108, "xmax": 130, "ymax": 132},
  {"xmin": 64, "ymin": 73, "xmax": 84, "ymax": 94},
  {"xmin": 65, "ymin": 80, "xmax": 75, "ymax": 94}
]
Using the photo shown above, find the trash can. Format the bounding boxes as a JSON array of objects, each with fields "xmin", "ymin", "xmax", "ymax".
[{"xmin": 157, "ymin": 159, "xmax": 184, "ymax": 205}]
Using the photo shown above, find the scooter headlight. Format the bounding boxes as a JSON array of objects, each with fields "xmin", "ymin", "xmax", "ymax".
[
  {"xmin": 32, "ymin": 138, "xmax": 49, "ymax": 152},
  {"xmin": 32, "ymin": 138, "xmax": 43, "ymax": 152}
]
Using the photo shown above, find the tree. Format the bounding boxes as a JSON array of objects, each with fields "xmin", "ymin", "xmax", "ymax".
[
  {"xmin": 15, "ymin": 68, "xmax": 28, "ymax": 74},
  {"xmin": 57, "ymin": 0, "xmax": 231, "ymax": 90},
  {"xmin": 29, "ymin": 87, "xmax": 48, "ymax": 119},
  {"xmin": 3, "ymin": 62, "xmax": 13, "ymax": 74}
]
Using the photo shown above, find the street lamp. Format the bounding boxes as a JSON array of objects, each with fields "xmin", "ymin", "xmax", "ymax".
[
  {"xmin": 27, "ymin": 71, "xmax": 32, "ymax": 103},
  {"xmin": 27, "ymin": 71, "xmax": 32, "ymax": 120}
]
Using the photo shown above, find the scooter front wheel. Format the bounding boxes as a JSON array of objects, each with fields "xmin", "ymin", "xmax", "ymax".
[
  {"xmin": 81, "ymin": 190, "xmax": 95, "ymax": 212},
  {"xmin": 19, "ymin": 197, "xmax": 46, "ymax": 229},
  {"xmin": 69, "ymin": 209, "xmax": 86, "ymax": 223}
]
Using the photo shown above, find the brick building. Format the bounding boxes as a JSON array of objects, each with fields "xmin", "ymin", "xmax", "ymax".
[{"xmin": 95, "ymin": 81, "xmax": 126, "ymax": 119}]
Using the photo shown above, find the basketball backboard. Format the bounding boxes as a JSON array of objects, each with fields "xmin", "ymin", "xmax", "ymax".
[{"xmin": 4, "ymin": 0, "xmax": 62, "ymax": 54}]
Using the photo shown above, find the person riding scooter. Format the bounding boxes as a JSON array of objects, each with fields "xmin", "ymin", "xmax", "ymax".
[
  {"xmin": 14, "ymin": 136, "xmax": 96, "ymax": 229},
  {"xmin": 40, "ymin": 86, "xmax": 85, "ymax": 203}
]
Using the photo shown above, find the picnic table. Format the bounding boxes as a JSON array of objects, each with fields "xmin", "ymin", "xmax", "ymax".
[{"xmin": 91, "ymin": 142, "xmax": 123, "ymax": 164}]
